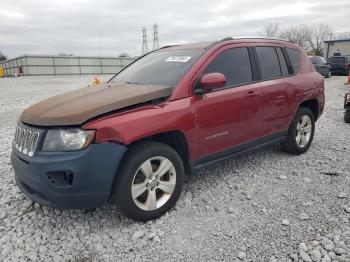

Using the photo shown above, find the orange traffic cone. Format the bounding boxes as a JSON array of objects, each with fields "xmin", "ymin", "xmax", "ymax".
[
  {"xmin": 346, "ymin": 72, "xmax": 350, "ymax": 85},
  {"xmin": 93, "ymin": 77, "xmax": 101, "ymax": 85}
]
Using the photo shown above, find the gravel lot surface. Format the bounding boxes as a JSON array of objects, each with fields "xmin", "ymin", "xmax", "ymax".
[{"xmin": 0, "ymin": 75, "xmax": 349, "ymax": 261}]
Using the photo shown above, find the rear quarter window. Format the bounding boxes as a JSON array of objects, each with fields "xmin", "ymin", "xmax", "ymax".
[{"xmin": 286, "ymin": 48, "xmax": 301, "ymax": 74}]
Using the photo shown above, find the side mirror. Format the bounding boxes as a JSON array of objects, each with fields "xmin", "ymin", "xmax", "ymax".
[{"xmin": 200, "ymin": 72, "xmax": 227, "ymax": 91}]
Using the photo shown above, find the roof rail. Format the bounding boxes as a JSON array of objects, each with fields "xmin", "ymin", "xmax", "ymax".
[
  {"xmin": 220, "ymin": 37, "xmax": 234, "ymax": 42},
  {"xmin": 206, "ymin": 36, "xmax": 291, "ymax": 50},
  {"xmin": 159, "ymin": 45, "xmax": 179, "ymax": 50},
  {"xmin": 231, "ymin": 36, "xmax": 291, "ymax": 42},
  {"xmin": 205, "ymin": 37, "xmax": 234, "ymax": 49}
]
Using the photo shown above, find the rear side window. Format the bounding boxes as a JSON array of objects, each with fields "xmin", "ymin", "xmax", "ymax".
[
  {"xmin": 286, "ymin": 48, "xmax": 301, "ymax": 74},
  {"xmin": 276, "ymin": 48, "xmax": 289, "ymax": 76},
  {"xmin": 203, "ymin": 47, "xmax": 252, "ymax": 87},
  {"xmin": 255, "ymin": 47, "xmax": 281, "ymax": 79}
]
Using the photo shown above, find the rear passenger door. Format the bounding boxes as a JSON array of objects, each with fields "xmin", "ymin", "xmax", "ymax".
[{"xmin": 253, "ymin": 46, "xmax": 293, "ymax": 136}]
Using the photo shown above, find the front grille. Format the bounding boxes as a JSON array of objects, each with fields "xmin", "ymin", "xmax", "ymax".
[{"xmin": 13, "ymin": 124, "xmax": 40, "ymax": 157}]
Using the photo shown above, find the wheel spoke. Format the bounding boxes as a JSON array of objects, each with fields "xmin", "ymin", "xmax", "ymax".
[
  {"xmin": 296, "ymin": 123, "xmax": 301, "ymax": 131},
  {"xmin": 154, "ymin": 159, "xmax": 173, "ymax": 177},
  {"xmin": 132, "ymin": 182, "xmax": 147, "ymax": 199},
  {"xmin": 296, "ymin": 133, "xmax": 301, "ymax": 144},
  {"xmin": 301, "ymin": 135, "xmax": 307, "ymax": 146},
  {"xmin": 157, "ymin": 180, "xmax": 176, "ymax": 194},
  {"xmin": 145, "ymin": 190, "xmax": 157, "ymax": 210},
  {"xmin": 301, "ymin": 116, "xmax": 308, "ymax": 127},
  {"xmin": 140, "ymin": 160, "xmax": 153, "ymax": 178},
  {"xmin": 303, "ymin": 125, "xmax": 312, "ymax": 133}
]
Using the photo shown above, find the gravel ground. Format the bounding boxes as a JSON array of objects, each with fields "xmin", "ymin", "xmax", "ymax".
[{"xmin": 0, "ymin": 75, "xmax": 349, "ymax": 262}]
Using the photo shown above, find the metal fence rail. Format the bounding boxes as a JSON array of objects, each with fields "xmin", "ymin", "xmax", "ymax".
[{"xmin": 0, "ymin": 55, "xmax": 136, "ymax": 77}]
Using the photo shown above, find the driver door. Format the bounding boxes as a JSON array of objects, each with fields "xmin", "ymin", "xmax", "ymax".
[{"xmin": 193, "ymin": 46, "xmax": 262, "ymax": 157}]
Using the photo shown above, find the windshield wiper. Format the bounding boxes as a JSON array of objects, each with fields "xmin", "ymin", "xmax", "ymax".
[{"xmin": 126, "ymin": 81, "xmax": 140, "ymax": 85}]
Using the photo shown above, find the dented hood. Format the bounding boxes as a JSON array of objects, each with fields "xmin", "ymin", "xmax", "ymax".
[{"xmin": 20, "ymin": 83, "xmax": 172, "ymax": 126}]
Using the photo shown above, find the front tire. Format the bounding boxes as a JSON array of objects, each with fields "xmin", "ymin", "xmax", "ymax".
[
  {"xmin": 325, "ymin": 71, "xmax": 331, "ymax": 78},
  {"xmin": 345, "ymin": 109, "xmax": 350, "ymax": 123},
  {"xmin": 112, "ymin": 141, "xmax": 184, "ymax": 221},
  {"xmin": 282, "ymin": 107, "xmax": 315, "ymax": 155}
]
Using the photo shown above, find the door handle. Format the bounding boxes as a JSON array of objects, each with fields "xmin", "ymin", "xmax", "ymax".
[{"xmin": 246, "ymin": 91, "xmax": 259, "ymax": 97}]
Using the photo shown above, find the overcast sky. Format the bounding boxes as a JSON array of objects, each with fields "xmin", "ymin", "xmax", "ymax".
[{"xmin": 1, "ymin": 0, "xmax": 349, "ymax": 58}]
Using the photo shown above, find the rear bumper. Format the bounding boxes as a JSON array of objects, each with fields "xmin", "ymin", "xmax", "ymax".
[
  {"xmin": 11, "ymin": 143, "xmax": 127, "ymax": 209},
  {"xmin": 330, "ymin": 67, "xmax": 348, "ymax": 75},
  {"xmin": 316, "ymin": 68, "xmax": 330, "ymax": 76}
]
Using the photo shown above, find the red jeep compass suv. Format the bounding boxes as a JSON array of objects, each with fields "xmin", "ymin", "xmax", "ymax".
[{"xmin": 11, "ymin": 38, "xmax": 325, "ymax": 221}]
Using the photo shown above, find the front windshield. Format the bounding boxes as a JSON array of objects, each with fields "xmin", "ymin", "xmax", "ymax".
[{"xmin": 110, "ymin": 49, "xmax": 205, "ymax": 87}]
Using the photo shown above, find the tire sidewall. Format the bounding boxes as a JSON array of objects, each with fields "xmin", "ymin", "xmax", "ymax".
[
  {"xmin": 345, "ymin": 109, "xmax": 350, "ymax": 123},
  {"xmin": 288, "ymin": 107, "xmax": 315, "ymax": 154},
  {"xmin": 113, "ymin": 142, "xmax": 184, "ymax": 221}
]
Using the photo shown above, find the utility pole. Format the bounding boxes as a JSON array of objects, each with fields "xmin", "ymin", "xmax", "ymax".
[
  {"xmin": 152, "ymin": 23, "xmax": 159, "ymax": 50},
  {"xmin": 142, "ymin": 27, "xmax": 149, "ymax": 55}
]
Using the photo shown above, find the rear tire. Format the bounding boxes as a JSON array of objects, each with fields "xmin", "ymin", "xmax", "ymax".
[
  {"xmin": 282, "ymin": 107, "xmax": 315, "ymax": 155},
  {"xmin": 345, "ymin": 109, "xmax": 350, "ymax": 123},
  {"xmin": 112, "ymin": 141, "xmax": 184, "ymax": 221}
]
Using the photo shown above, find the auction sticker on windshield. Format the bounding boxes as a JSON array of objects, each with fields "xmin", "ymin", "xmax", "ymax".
[{"xmin": 166, "ymin": 56, "xmax": 191, "ymax": 62}]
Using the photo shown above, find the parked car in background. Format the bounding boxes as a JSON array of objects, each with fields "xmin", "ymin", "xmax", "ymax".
[
  {"xmin": 309, "ymin": 56, "xmax": 331, "ymax": 78},
  {"xmin": 329, "ymin": 55, "xmax": 350, "ymax": 75},
  {"xmin": 345, "ymin": 86, "xmax": 350, "ymax": 123},
  {"xmin": 11, "ymin": 38, "xmax": 325, "ymax": 221}
]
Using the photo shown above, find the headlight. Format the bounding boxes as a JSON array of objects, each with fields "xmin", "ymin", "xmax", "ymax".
[{"xmin": 42, "ymin": 128, "xmax": 95, "ymax": 152}]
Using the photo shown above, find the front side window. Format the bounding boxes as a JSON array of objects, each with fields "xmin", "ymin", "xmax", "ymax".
[
  {"xmin": 203, "ymin": 47, "xmax": 252, "ymax": 87},
  {"xmin": 255, "ymin": 47, "xmax": 282, "ymax": 80},
  {"xmin": 110, "ymin": 49, "xmax": 204, "ymax": 87},
  {"xmin": 286, "ymin": 48, "xmax": 301, "ymax": 74}
]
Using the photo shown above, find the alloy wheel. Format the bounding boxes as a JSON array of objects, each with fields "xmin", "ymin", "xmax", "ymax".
[
  {"xmin": 131, "ymin": 156, "xmax": 176, "ymax": 211},
  {"xmin": 295, "ymin": 115, "xmax": 312, "ymax": 148}
]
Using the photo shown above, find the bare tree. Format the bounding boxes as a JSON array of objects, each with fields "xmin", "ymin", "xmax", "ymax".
[
  {"xmin": 258, "ymin": 23, "xmax": 279, "ymax": 38},
  {"xmin": 0, "ymin": 51, "xmax": 7, "ymax": 62},
  {"xmin": 279, "ymin": 25, "xmax": 312, "ymax": 49},
  {"xmin": 307, "ymin": 24, "xmax": 333, "ymax": 56}
]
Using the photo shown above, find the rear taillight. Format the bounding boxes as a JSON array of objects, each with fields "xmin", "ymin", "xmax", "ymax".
[{"xmin": 344, "ymin": 64, "xmax": 349, "ymax": 68}]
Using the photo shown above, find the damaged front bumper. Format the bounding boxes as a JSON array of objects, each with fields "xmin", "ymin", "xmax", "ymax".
[{"xmin": 11, "ymin": 143, "xmax": 127, "ymax": 209}]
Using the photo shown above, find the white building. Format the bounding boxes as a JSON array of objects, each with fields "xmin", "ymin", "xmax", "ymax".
[{"xmin": 324, "ymin": 39, "xmax": 350, "ymax": 59}]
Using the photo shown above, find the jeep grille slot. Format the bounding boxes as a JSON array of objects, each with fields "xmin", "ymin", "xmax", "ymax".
[{"xmin": 13, "ymin": 124, "xmax": 40, "ymax": 157}]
